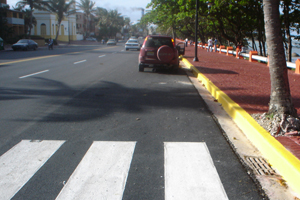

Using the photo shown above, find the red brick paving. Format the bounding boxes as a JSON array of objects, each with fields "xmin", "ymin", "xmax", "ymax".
[{"xmin": 183, "ymin": 45, "xmax": 300, "ymax": 160}]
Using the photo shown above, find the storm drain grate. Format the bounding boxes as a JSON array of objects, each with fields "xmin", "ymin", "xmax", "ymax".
[{"xmin": 245, "ymin": 156, "xmax": 278, "ymax": 176}]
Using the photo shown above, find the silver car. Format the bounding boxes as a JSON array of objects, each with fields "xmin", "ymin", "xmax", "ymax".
[
  {"xmin": 106, "ymin": 39, "xmax": 116, "ymax": 45},
  {"xmin": 125, "ymin": 39, "xmax": 140, "ymax": 51}
]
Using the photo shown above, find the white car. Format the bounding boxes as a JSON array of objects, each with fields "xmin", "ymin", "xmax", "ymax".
[
  {"xmin": 125, "ymin": 39, "xmax": 140, "ymax": 51},
  {"xmin": 107, "ymin": 39, "xmax": 117, "ymax": 45}
]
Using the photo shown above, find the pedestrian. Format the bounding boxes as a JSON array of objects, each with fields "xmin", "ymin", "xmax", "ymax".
[
  {"xmin": 185, "ymin": 38, "xmax": 188, "ymax": 47},
  {"xmin": 208, "ymin": 38, "xmax": 213, "ymax": 52},
  {"xmin": 48, "ymin": 37, "xmax": 53, "ymax": 50},
  {"xmin": 236, "ymin": 42, "xmax": 242, "ymax": 55},
  {"xmin": 214, "ymin": 38, "xmax": 218, "ymax": 52}
]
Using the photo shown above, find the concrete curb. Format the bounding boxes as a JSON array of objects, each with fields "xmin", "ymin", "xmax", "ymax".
[{"xmin": 182, "ymin": 58, "xmax": 300, "ymax": 195}]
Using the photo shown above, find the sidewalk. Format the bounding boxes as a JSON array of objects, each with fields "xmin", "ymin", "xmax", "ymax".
[{"xmin": 182, "ymin": 44, "xmax": 300, "ymax": 195}]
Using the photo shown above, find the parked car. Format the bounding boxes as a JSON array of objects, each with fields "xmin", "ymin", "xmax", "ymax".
[
  {"xmin": 86, "ymin": 37, "xmax": 97, "ymax": 41},
  {"xmin": 12, "ymin": 39, "xmax": 38, "ymax": 51},
  {"xmin": 138, "ymin": 35, "xmax": 185, "ymax": 72},
  {"xmin": 125, "ymin": 39, "xmax": 140, "ymax": 51},
  {"xmin": 106, "ymin": 39, "xmax": 116, "ymax": 45}
]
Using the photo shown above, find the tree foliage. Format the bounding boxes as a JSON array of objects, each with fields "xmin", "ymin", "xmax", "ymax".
[
  {"xmin": 0, "ymin": 5, "xmax": 13, "ymax": 41},
  {"xmin": 77, "ymin": 0, "xmax": 96, "ymax": 37},
  {"xmin": 95, "ymin": 8, "xmax": 125, "ymax": 38},
  {"xmin": 143, "ymin": 0, "xmax": 299, "ymax": 55}
]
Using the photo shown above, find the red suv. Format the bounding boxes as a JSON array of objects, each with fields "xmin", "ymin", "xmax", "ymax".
[{"xmin": 138, "ymin": 35, "xmax": 185, "ymax": 72}]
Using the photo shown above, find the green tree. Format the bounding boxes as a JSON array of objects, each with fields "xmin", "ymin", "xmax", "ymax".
[
  {"xmin": 280, "ymin": 0, "xmax": 300, "ymax": 62},
  {"xmin": 43, "ymin": 0, "xmax": 75, "ymax": 42},
  {"xmin": 77, "ymin": 0, "xmax": 96, "ymax": 37},
  {"xmin": 13, "ymin": 6, "xmax": 37, "ymax": 35},
  {"xmin": 23, "ymin": 9, "xmax": 37, "ymax": 35},
  {"xmin": 95, "ymin": 8, "xmax": 124, "ymax": 38},
  {"xmin": 263, "ymin": 0, "xmax": 297, "ymax": 116},
  {"xmin": 0, "ymin": 5, "xmax": 13, "ymax": 41}
]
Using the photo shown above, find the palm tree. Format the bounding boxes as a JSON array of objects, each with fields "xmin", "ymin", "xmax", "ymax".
[
  {"xmin": 77, "ymin": 0, "xmax": 96, "ymax": 37},
  {"xmin": 263, "ymin": 0, "xmax": 297, "ymax": 117},
  {"xmin": 96, "ymin": 8, "xmax": 125, "ymax": 38},
  {"xmin": 16, "ymin": 0, "xmax": 45, "ymax": 38},
  {"xmin": 43, "ymin": 0, "xmax": 76, "ymax": 42},
  {"xmin": 23, "ymin": 9, "xmax": 37, "ymax": 35}
]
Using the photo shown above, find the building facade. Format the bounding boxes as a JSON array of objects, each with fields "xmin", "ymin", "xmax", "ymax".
[
  {"xmin": 32, "ymin": 9, "xmax": 76, "ymax": 42},
  {"xmin": 76, "ymin": 12, "xmax": 98, "ymax": 38}
]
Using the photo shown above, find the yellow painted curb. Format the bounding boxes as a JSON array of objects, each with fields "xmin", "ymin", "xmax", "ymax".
[{"xmin": 182, "ymin": 58, "xmax": 300, "ymax": 195}]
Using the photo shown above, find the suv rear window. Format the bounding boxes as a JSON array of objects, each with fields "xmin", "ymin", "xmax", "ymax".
[{"xmin": 145, "ymin": 37, "xmax": 173, "ymax": 48}]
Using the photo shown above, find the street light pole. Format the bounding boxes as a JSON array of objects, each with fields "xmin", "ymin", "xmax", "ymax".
[{"xmin": 193, "ymin": 0, "xmax": 199, "ymax": 62}]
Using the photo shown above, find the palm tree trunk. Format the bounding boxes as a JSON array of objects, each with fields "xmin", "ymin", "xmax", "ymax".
[
  {"xmin": 55, "ymin": 21, "xmax": 62, "ymax": 43},
  {"xmin": 263, "ymin": 0, "xmax": 297, "ymax": 116},
  {"xmin": 29, "ymin": 3, "xmax": 33, "ymax": 38}
]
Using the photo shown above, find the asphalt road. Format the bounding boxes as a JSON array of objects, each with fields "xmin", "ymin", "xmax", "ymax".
[{"xmin": 0, "ymin": 44, "xmax": 265, "ymax": 199}]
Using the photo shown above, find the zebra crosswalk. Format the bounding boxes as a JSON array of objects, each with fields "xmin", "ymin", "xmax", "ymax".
[{"xmin": 0, "ymin": 140, "xmax": 228, "ymax": 200}]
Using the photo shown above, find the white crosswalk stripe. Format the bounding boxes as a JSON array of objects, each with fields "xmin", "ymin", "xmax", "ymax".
[
  {"xmin": 0, "ymin": 140, "xmax": 228, "ymax": 200},
  {"xmin": 164, "ymin": 142, "xmax": 228, "ymax": 200},
  {"xmin": 0, "ymin": 140, "xmax": 65, "ymax": 200},
  {"xmin": 56, "ymin": 141, "xmax": 136, "ymax": 200}
]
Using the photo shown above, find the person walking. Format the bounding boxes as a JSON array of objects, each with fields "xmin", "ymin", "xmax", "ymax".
[
  {"xmin": 185, "ymin": 38, "xmax": 188, "ymax": 47},
  {"xmin": 214, "ymin": 38, "xmax": 218, "ymax": 52},
  {"xmin": 208, "ymin": 38, "xmax": 213, "ymax": 52}
]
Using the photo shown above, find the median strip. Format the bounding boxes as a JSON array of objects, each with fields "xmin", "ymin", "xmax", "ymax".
[{"xmin": 0, "ymin": 55, "xmax": 60, "ymax": 66}]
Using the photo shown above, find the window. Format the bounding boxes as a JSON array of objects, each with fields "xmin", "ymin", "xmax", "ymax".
[
  {"xmin": 19, "ymin": 13, "xmax": 23, "ymax": 18},
  {"xmin": 41, "ymin": 24, "xmax": 46, "ymax": 36},
  {"xmin": 145, "ymin": 37, "xmax": 173, "ymax": 48},
  {"xmin": 13, "ymin": 12, "xmax": 17, "ymax": 18}
]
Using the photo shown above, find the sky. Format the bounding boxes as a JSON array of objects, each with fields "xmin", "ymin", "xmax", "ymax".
[{"xmin": 7, "ymin": 0, "xmax": 152, "ymax": 24}]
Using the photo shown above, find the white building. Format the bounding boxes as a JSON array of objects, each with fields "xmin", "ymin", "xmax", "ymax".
[{"xmin": 31, "ymin": 2, "xmax": 77, "ymax": 42}]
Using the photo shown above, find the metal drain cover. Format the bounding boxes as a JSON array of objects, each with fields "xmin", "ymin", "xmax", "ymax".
[{"xmin": 245, "ymin": 156, "xmax": 278, "ymax": 176}]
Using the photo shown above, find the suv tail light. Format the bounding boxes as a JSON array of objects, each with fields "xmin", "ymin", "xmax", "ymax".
[{"xmin": 171, "ymin": 38, "xmax": 175, "ymax": 47}]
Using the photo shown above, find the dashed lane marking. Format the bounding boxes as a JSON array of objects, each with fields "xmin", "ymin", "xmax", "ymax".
[
  {"xmin": 19, "ymin": 69, "xmax": 49, "ymax": 79},
  {"xmin": 74, "ymin": 60, "xmax": 86, "ymax": 64}
]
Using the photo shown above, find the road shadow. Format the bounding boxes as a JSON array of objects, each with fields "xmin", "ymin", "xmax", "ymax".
[{"xmin": 0, "ymin": 78, "xmax": 205, "ymax": 123}]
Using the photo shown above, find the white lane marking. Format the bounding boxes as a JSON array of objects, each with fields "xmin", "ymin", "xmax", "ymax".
[
  {"xmin": 56, "ymin": 141, "xmax": 136, "ymax": 200},
  {"xmin": 164, "ymin": 142, "xmax": 228, "ymax": 200},
  {"xmin": 99, "ymin": 55, "xmax": 106, "ymax": 58},
  {"xmin": 74, "ymin": 60, "xmax": 86, "ymax": 64},
  {"xmin": 19, "ymin": 70, "xmax": 49, "ymax": 79},
  {"xmin": 0, "ymin": 140, "xmax": 65, "ymax": 200}
]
